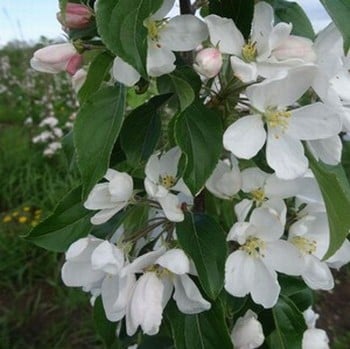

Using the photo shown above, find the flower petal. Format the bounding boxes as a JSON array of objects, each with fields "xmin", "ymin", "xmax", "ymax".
[
  {"xmin": 326, "ymin": 239, "xmax": 350, "ymax": 270},
  {"xmin": 173, "ymin": 274, "xmax": 211, "ymax": 314},
  {"xmin": 307, "ymin": 136, "xmax": 342, "ymax": 166},
  {"xmin": 90, "ymin": 203, "xmax": 127, "ymax": 225},
  {"xmin": 147, "ymin": 39, "xmax": 176, "ymax": 77},
  {"xmin": 160, "ymin": 15, "xmax": 208, "ymax": 52},
  {"xmin": 112, "ymin": 56, "xmax": 140, "ymax": 87},
  {"xmin": 230, "ymin": 57, "xmax": 258, "ymax": 83},
  {"xmin": 156, "ymin": 249, "xmax": 190, "ymax": 275},
  {"xmin": 158, "ymin": 193, "xmax": 184, "ymax": 222},
  {"xmin": 91, "ymin": 241, "xmax": 124, "ymax": 274},
  {"xmin": 84, "ymin": 183, "xmax": 115, "ymax": 210},
  {"xmin": 205, "ymin": 15, "xmax": 244, "ymax": 55},
  {"xmin": 241, "ymin": 167, "xmax": 268, "ymax": 193},
  {"xmin": 266, "ymin": 131, "xmax": 308, "ymax": 180},
  {"xmin": 223, "ymin": 115, "xmax": 266, "ymax": 159}
]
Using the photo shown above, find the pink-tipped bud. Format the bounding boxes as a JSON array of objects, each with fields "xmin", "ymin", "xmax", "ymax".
[
  {"xmin": 272, "ymin": 36, "xmax": 316, "ymax": 63},
  {"xmin": 57, "ymin": 3, "xmax": 93, "ymax": 29},
  {"xmin": 193, "ymin": 48, "xmax": 223, "ymax": 78},
  {"xmin": 30, "ymin": 43, "xmax": 83, "ymax": 74}
]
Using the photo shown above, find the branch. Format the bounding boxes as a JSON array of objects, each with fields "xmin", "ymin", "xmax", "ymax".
[{"xmin": 179, "ymin": 0, "xmax": 194, "ymax": 15}]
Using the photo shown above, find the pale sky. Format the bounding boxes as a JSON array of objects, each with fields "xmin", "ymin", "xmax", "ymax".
[{"xmin": 0, "ymin": 0, "xmax": 331, "ymax": 46}]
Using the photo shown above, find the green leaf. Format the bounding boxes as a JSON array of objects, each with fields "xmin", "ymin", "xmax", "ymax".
[
  {"xmin": 167, "ymin": 300, "xmax": 232, "ymax": 349},
  {"xmin": 208, "ymin": 0, "xmax": 254, "ymax": 39},
  {"xmin": 25, "ymin": 187, "xmax": 93, "ymax": 252},
  {"xmin": 74, "ymin": 84, "xmax": 126, "ymax": 198},
  {"xmin": 106, "ymin": 0, "xmax": 163, "ymax": 77},
  {"xmin": 94, "ymin": 297, "xmax": 119, "ymax": 349},
  {"xmin": 268, "ymin": 295, "xmax": 307, "ymax": 349},
  {"xmin": 120, "ymin": 94, "xmax": 171, "ymax": 167},
  {"xmin": 157, "ymin": 67, "xmax": 201, "ymax": 111},
  {"xmin": 320, "ymin": 0, "xmax": 350, "ymax": 52},
  {"xmin": 174, "ymin": 101, "xmax": 222, "ymax": 195},
  {"xmin": 78, "ymin": 51, "xmax": 114, "ymax": 104},
  {"xmin": 266, "ymin": 0, "xmax": 315, "ymax": 39},
  {"xmin": 308, "ymin": 155, "xmax": 350, "ymax": 259},
  {"xmin": 176, "ymin": 213, "xmax": 227, "ymax": 299}
]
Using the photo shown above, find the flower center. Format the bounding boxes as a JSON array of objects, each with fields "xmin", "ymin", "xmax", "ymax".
[
  {"xmin": 161, "ymin": 175, "xmax": 176, "ymax": 189},
  {"xmin": 264, "ymin": 107, "xmax": 291, "ymax": 131},
  {"xmin": 240, "ymin": 237, "xmax": 266, "ymax": 258},
  {"xmin": 145, "ymin": 19, "xmax": 167, "ymax": 43},
  {"xmin": 291, "ymin": 236, "xmax": 317, "ymax": 255},
  {"xmin": 242, "ymin": 42, "xmax": 257, "ymax": 62},
  {"xmin": 251, "ymin": 188, "xmax": 266, "ymax": 204}
]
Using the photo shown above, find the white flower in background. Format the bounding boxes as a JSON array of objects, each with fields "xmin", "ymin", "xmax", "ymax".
[
  {"xmin": 43, "ymin": 141, "xmax": 62, "ymax": 157},
  {"xmin": 288, "ymin": 212, "xmax": 334, "ymax": 290},
  {"xmin": 303, "ymin": 307, "xmax": 320, "ymax": 329},
  {"xmin": 193, "ymin": 47, "xmax": 223, "ymax": 78},
  {"xmin": 205, "ymin": 157, "xmax": 241, "ymax": 199},
  {"xmin": 231, "ymin": 310, "xmax": 265, "ymax": 349},
  {"xmin": 39, "ymin": 116, "xmax": 58, "ymax": 128},
  {"xmin": 84, "ymin": 169, "xmax": 134, "ymax": 225},
  {"xmin": 302, "ymin": 329, "xmax": 330, "ymax": 349},
  {"xmin": 326, "ymin": 239, "xmax": 350, "ymax": 269},
  {"xmin": 225, "ymin": 206, "xmax": 303, "ymax": 308},
  {"xmin": 223, "ymin": 66, "xmax": 342, "ymax": 179},
  {"xmin": 112, "ymin": 0, "xmax": 208, "ymax": 85},
  {"xmin": 205, "ymin": 2, "xmax": 315, "ymax": 83},
  {"xmin": 122, "ymin": 248, "xmax": 211, "ymax": 336},
  {"xmin": 145, "ymin": 147, "xmax": 192, "ymax": 222}
]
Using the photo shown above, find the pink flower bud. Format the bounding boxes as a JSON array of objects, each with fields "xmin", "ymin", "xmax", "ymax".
[
  {"xmin": 193, "ymin": 48, "xmax": 223, "ymax": 78},
  {"xmin": 72, "ymin": 68, "xmax": 87, "ymax": 92},
  {"xmin": 57, "ymin": 3, "xmax": 93, "ymax": 29},
  {"xmin": 30, "ymin": 43, "xmax": 83, "ymax": 74},
  {"xmin": 272, "ymin": 36, "xmax": 316, "ymax": 63}
]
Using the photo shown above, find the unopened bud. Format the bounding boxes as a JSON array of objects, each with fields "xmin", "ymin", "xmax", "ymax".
[
  {"xmin": 72, "ymin": 68, "xmax": 87, "ymax": 92},
  {"xmin": 30, "ymin": 43, "xmax": 83, "ymax": 74},
  {"xmin": 57, "ymin": 3, "xmax": 93, "ymax": 30},
  {"xmin": 273, "ymin": 36, "xmax": 316, "ymax": 62},
  {"xmin": 193, "ymin": 48, "xmax": 223, "ymax": 78}
]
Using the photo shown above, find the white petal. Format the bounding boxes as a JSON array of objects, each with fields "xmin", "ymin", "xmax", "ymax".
[
  {"xmin": 147, "ymin": 39, "xmax": 176, "ymax": 77},
  {"xmin": 225, "ymin": 251, "xmax": 254, "ymax": 298},
  {"xmin": 173, "ymin": 274, "xmax": 211, "ymax": 314},
  {"xmin": 91, "ymin": 241, "xmax": 124, "ymax": 274},
  {"xmin": 307, "ymin": 136, "xmax": 342, "ymax": 166},
  {"xmin": 266, "ymin": 131, "xmax": 308, "ymax": 180},
  {"xmin": 302, "ymin": 254, "xmax": 334, "ymax": 290},
  {"xmin": 145, "ymin": 154, "xmax": 160, "ymax": 183},
  {"xmin": 230, "ymin": 57, "xmax": 258, "ymax": 83},
  {"xmin": 156, "ymin": 249, "xmax": 190, "ymax": 275},
  {"xmin": 268, "ymin": 22, "xmax": 292, "ymax": 53},
  {"xmin": 234, "ymin": 199, "xmax": 253, "ymax": 222},
  {"xmin": 250, "ymin": 258, "xmax": 280, "ymax": 308},
  {"xmin": 302, "ymin": 328, "xmax": 330, "ymax": 349},
  {"xmin": 159, "ymin": 147, "xmax": 181, "ymax": 178},
  {"xmin": 227, "ymin": 222, "xmax": 255, "ymax": 244},
  {"xmin": 65, "ymin": 236, "xmax": 103, "ymax": 262},
  {"xmin": 145, "ymin": 178, "xmax": 168, "ymax": 199},
  {"xmin": 160, "ymin": 15, "xmax": 208, "ymax": 52},
  {"xmin": 261, "ymin": 198, "xmax": 287, "ymax": 226},
  {"xmin": 246, "ymin": 65, "xmax": 316, "ymax": 110},
  {"xmin": 223, "ymin": 115, "xmax": 266, "ymax": 159},
  {"xmin": 150, "ymin": 0, "xmax": 175, "ymax": 20},
  {"xmin": 288, "ymin": 103, "xmax": 342, "ymax": 140},
  {"xmin": 241, "ymin": 167, "xmax": 268, "ymax": 193},
  {"xmin": 250, "ymin": 207, "xmax": 284, "ymax": 241},
  {"xmin": 84, "ymin": 183, "xmax": 116, "ymax": 210},
  {"xmin": 158, "ymin": 193, "xmax": 184, "ymax": 222},
  {"xmin": 205, "ymin": 15, "xmax": 244, "ymax": 55},
  {"xmin": 265, "ymin": 174, "xmax": 309, "ymax": 199},
  {"xmin": 326, "ymin": 239, "xmax": 350, "ymax": 269},
  {"xmin": 108, "ymin": 171, "xmax": 133, "ymax": 201},
  {"xmin": 61, "ymin": 261, "xmax": 104, "ymax": 287},
  {"xmin": 101, "ymin": 273, "xmax": 135, "ymax": 322},
  {"xmin": 126, "ymin": 272, "xmax": 164, "ymax": 336},
  {"xmin": 112, "ymin": 57, "xmax": 140, "ymax": 87},
  {"xmin": 264, "ymin": 240, "xmax": 304, "ymax": 276},
  {"xmin": 330, "ymin": 68, "xmax": 350, "ymax": 104},
  {"xmin": 90, "ymin": 204, "xmax": 127, "ymax": 225}
]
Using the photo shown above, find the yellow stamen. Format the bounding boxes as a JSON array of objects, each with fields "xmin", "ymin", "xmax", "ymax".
[
  {"xmin": 240, "ymin": 237, "xmax": 266, "ymax": 258},
  {"xmin": 242, "ymin": 42, "xmax": 257, "ymax": 62},
  {"xmin": 291, "ymin": 236, "xmax": 317, "ymax": 255},
  {"xmin": 23, "ymin": 206, "xmax": 31, "ymax": 212},
  {"xmin": 264, "ymin": 107, "xmax": 291, "ymax": 132},
  {"xmin": 18, "ymin": 216, "xmax": 28, "ymax": 224},
  {"xmin": 251, "ymin": 189, "xmax": 266, "ymax": 204},
  {"xmin": 161, "ymin": 175, "xmax": 176, "ymax": 189},
  {"xmin": 2, "ymin": 215, "xmax": 12, "ymax": 223}
]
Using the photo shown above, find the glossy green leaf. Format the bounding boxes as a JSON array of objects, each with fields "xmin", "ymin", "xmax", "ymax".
[
  {"xmin": 25, "ymin": 187, "xmax": 93, "ymax": 252},
  {"xmin": 74, "ymin": 84, "xmax": 126, "ymax": 198},
  {"xmin": 309, "ymin": 156, "xmax": 350, "ymax": 259},
  {"xmin": 267, "ymin": 295, "xmax": 307, "ymax": 349},
  {"xmin": 120, "ymin": 94, "xmax": 171, "ymax": 167},
  {"xmin": 167, "ymin": 300, "xmax": 232, "ymax": 349},
  {"xmin": 320, "ymin": 0, "xmax": 350, "ymax": 52},
  {"xmin": 107, "ymin": 0, "xmax": 163, "ymax": 77},
  {"xmin": 209, "ymin": 0, "xmax": 254, "ymax": 39},
  {"xmin": 78, "ymin": 51, "xmax": 114, "ymax": 103},
  {"xmin": 94, "ymin": 297, "xmax": 119, "ymax": 349},
  {"xmin": 157, "ymin": 67, "xmax": 201, "ymax": 112},
  {"xmin": 174, "ymin": 101, "xmax": 222, "ymax": 195},
  {"xmin": 266, "ymin": 0, "xmax": 315, "ymax": 39},
  {"xmin": 176, "ymin": 213, "xmax": 227, "ymax": 299}
]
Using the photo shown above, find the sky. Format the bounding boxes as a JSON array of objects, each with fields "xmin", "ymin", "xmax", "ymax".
[{"xmin": 0, "ymin": 0, "xmax": 331, "ymax": 46}]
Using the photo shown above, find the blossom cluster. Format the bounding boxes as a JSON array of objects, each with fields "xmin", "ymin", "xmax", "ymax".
[{"xmin": 29, "ymin": 0, "xmax": 350, "ymax": 347}]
